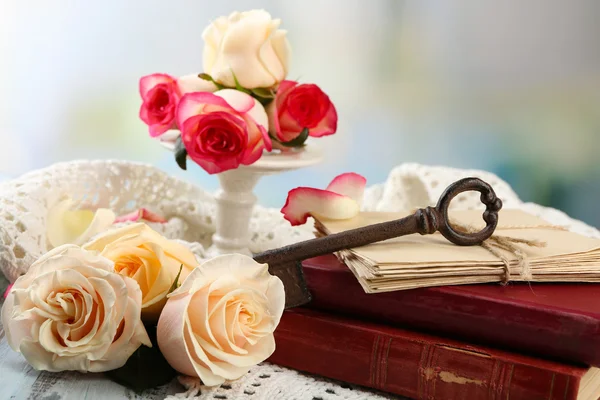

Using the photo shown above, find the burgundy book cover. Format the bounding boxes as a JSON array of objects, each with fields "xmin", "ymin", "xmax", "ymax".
[
  {"xmin": 301, "ymin": 255, "xmax": 600, "ymax": 366},
  {"xmin": 269, "ymin": 308, "xmax": 591, "ymax": 400}
]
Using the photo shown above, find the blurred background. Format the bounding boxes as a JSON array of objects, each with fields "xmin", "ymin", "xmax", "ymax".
[{"xmin": 1, "ymin": 0, "xmax": 599, "ymax": 227}]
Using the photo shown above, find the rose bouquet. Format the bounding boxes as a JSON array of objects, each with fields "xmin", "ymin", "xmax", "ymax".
[
  {"xmin": 1, "ymin": 222, "xmax": 285, "ymax": 391},
  {"xmin": 1, "ymin": 9, "xmax": 350, "ymax": 392},
  {"xmin": 138, "ymin": 9, "xmax": 337, "ymax": 257},
  {"xmin": 0, "ymin": 140, "xmax": 370, "ymax": 391},
  {"xmin": 139, "ymin": 9, "xmax": 338, "ymax": 175}
]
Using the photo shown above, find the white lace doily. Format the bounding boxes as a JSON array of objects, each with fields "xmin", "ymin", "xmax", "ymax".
[
  {"xmin": 169, "ymin": 363, "xmax": 395, "ymax": 400},
  {"xmin": 0, "ymin": 160, "xmax": 598, "ymax": 399}
]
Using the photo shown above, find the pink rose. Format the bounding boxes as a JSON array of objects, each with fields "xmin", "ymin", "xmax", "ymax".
[
  {"xmin": 268, "ymin": 80, "xmax": 338, "ymax": 144},
  {"xmin": 139, "ymin": 73, "xmax": 216, "ymax": 137},
  {"xmin": 139, "ymin": 74, "xmax": 181, "ymax": 137},
  {"xmin": 176, "ymin": 89, "xmax": 271, "ymax": 174}
]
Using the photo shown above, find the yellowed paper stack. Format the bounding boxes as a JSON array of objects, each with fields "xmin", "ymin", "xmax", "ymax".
[{"xmin": 314, "ymin": 209, "xmax": 600, "ymax": 293}]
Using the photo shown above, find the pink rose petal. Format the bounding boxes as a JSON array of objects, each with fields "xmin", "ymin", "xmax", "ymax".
[
  {"xmin": 176, "ymin": 92, "xmax": 232, "ymax": 129},
  {"xmin": 215, "ymin": 89, "xmax": 255, "ymax": 114},
  {"xmin": 139, "ymin": 73, "xmax": 175, "ymax": 97},
  {"xmin": 241, "ymin": 121, "xmax": 271, "ymax": 165},
  {"xmin": 3, "ymin": 283, "xmax": 12, "ymax": 299},
  {"xmin": 281, "ymin": 187, "xmax": 360, "ymax": 226},
  {"xmin": 115, "ymin": 208, "xmax": 167, "ymax": 224},
  {"xmin": 325, "ymin": 172, "xmax": 367, "ymax": 203},
  {"xmin": 148, "ymin": 120, "xmax": 176, "ymax": 137},
  {"xmin": 308, "ymin": 101, "xmax": 338, "ymax": 138},
  {"xmin": 276, "ymin": 81, "xmax": 298, "ymax": 103}
]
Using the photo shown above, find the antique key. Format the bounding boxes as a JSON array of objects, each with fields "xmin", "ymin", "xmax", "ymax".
[{"xmin": 253, "ymin": 177, "xmax": 503, "ymax": 309}]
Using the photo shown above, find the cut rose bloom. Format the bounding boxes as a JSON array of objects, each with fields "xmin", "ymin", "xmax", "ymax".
[
  {"xmin": 1, "ymin": 245, "xmax": 151, "ymax": 372},
  {"xmin": 139, "ymin": 74, "xmax": 181, "ymax": 137},
  {"xmin": 281, "ymin": 172, "xmax": 366, "ymax": 226},
  {"xmin": 83, "ymin": 223, "xmax": 199, "ymax": 322},
  {"xmin": 267, "ymin": 80, "xmax": 337, "ymax": 144},
  {"xmin": 46, "ymin": 198, "xmax": 116, "ymax": 249},
  {"xmin": 139, "ymin": 73, "xmax": 217, "ymax": 138},
  {"xmin": 203, "ymin": 10, "xmax": 291, "ymax": 89},
  {"xmin": 177, "ymin": 89, "xmax": 271, "ymax": 174},
  {"xmin": 157, "ymin": 254, "xmax": 285, "ymax": 386}
]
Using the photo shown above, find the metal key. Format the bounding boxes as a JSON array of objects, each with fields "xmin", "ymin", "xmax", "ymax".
[{"xmin": 253, "ymin": 177, "xmax": 503, "ymax": 309}]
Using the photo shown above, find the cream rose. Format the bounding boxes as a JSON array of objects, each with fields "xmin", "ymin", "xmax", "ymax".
[
  {"xmin": 83, "ymin": 223, "xmax": 199, "ymax": 322},
  {"xmin": 202, "ymin": 9, "xmax": 291, "ymax": 89},
  {"xmin": 157, "ymin": 254, "xmax": 285, "ymax": 386},
  {"xmin": 1, "ymin": 245, "xmax": 151, "ymax": 372}
]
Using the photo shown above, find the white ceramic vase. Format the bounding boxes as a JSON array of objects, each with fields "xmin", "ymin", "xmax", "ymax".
[
  {"xmin": 162, "ymin": 140, "xmax": 322, "ymax": 256},
  {"xmin": 209, "ymin": 146, "xmax": 322, "ymax": 256}
]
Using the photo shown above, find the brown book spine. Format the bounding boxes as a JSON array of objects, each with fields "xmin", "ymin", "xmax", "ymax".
[{"xmin": 269, "ymin": 309, "xmax": 585, "ymax": 400}]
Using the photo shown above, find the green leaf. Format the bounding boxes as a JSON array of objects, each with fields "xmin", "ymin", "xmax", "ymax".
[
  {"xmin": 255, "ymin": 96, "xmax": 274, "ymax": 107},
  {"xmin": 198, "ymin": 72, "xmax": 214, "ymax": 82},
  {"xmin": 197, "ymin": 73, "xmax": 225, "ymax": 90},
  {"xmin": 276, "ymin": 127, "xmax": 310, "ymax": 148},
  {"xmin": 105, "ymin": 325, "xmax": 177, "ymax": 392},
  {"xmin": 168, "ymin": 264, "xmax": 183, "ymax": 294},
  {"xmin": 251, "ymin": 87, "xmax": 275, "ymax": 99},
  {"xmin": 174, "ymin": 136, "xmax": 187, "ymax": 170},
  {"xmin": 250, "ymin": 87, "xmax": 275, "ymax": 107}
]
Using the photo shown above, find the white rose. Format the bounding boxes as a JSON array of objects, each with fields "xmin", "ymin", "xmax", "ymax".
[
  {"xmin": 157, "ymin": 254, "xmax": 285, "ymax": 386},
  {"xmin": 1, "ymin": 245, "xmax": 151, "ymax": 372},
  {"xmin": 202, "ymin": 9, "xmax": 291, "ymax": 89}
]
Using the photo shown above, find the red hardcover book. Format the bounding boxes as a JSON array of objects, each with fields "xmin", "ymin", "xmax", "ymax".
[
  {"xmin": 301, "ymin": 255, "xmax": 600, "ymax": 366},
  {"xmin": 269, "ymin": 308, "xmax": 600, "ymax": 400}
]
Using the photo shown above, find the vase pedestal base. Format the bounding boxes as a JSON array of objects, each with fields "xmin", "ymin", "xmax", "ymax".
[
  {"xmin": 161, "ymin": 139, "xmax": 323, "ymax": 258},
  {"xmin": 208, "ymin": 145, "xmax": 323, "ymax": 257}
]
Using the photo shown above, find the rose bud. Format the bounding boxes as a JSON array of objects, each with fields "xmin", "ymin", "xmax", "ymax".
[
  {"xmin": 202, "ymin": 10, "xmax": 290, "ymax": 89},
  {"xmin": 267, "ymin": 80, "xmax": 337, "ymax": 146},
  {"xmin": 139, "ymin": 73, "xmax": 216, "ymax": 138}
]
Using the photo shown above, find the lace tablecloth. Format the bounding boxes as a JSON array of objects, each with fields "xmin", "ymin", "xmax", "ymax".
[{"xmin": 0, "ymin": 161, "xmax": 598, "ymax": 400}]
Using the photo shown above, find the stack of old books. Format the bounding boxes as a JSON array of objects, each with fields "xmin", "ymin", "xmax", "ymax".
[{"xmin": 268, "ymin": 209, "xmax": 600, "ymax": 400}]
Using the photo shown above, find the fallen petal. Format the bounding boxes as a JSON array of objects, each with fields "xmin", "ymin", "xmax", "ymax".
[
  {"xmin": 325, "ymin": 172, "xmax": 367, "ymax": 204},
  {"xmin": 115, "ymin": 209, "xmax": 167, "ymax": 224},
  {"xmin": 3, "ymin": 283, "xmax": 12, "ymax": 299},
  {"xmin": 281, "ymin": 187, "xmax": 360, "ymax": 226}
]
